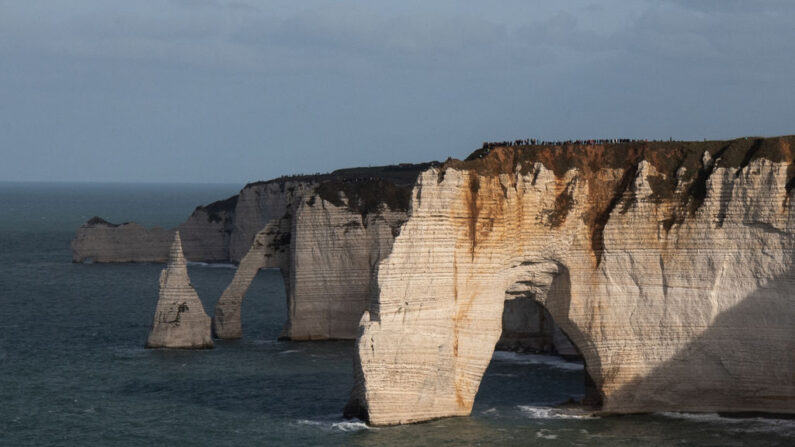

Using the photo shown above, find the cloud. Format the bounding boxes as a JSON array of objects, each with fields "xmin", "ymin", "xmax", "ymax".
[
  {"xmin": 660, "ymin": 0, "xmax": 795, "ymax": 14},
  {"xmin": 1, "ymin": 0, "xmax": 794, "ymax": 182}
]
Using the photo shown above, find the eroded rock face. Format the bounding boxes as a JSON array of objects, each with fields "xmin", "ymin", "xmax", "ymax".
[
  {"xmin": 350, "ymin": 137, "xmax": 795, "ymax": 425},
  {"xmin": 146, "ymin": 232, "xmax": 213, "ymax": 349},
  {"xmin": 213, "ymin": 191, "xmax": 406, "ymax": 340}
]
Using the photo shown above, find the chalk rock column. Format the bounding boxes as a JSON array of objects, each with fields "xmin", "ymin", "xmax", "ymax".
[{"xmin": 146, "ymin": 231, "xmax": 213, "ymax": 349}]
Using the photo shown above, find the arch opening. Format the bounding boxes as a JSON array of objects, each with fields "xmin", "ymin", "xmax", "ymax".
[
  {"xmin": 487, "ymin": 261, "xmax": 603, "ymax": 409},
  {"xmin": 212, "ymin": 263, "xmax": 290, "ymax": 340},
  {"xmin": 212, "ymin": 221, "xmax": 292, "ymax": 340},
  {"xmin": 238, "ymin": 267, "xmax": 289, "ymax": 341}
]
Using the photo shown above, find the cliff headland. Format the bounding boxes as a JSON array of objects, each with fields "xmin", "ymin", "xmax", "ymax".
[{"xmin": 73, "ymin": 136, "xmax": 795, "ymax": 425}]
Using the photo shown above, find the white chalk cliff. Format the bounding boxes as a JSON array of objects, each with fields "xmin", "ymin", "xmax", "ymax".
[
  {"xmin": 349, "ymin": 137, "xmax": 795, "ymax": 425},
  {"xmin": 146, "ymin": 232, "xmax": 213, "ymax": 349},
  {"xmin": 213, "ymin": 182, "xmax": 407, "ymax": 340}
]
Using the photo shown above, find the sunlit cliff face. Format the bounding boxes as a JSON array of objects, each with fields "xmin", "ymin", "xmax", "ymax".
[{"xmin": 351, "ymin": 137, "xmax": 795, "ymax": 426}]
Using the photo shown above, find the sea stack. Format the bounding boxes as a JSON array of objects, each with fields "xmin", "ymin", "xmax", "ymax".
[{"xmin": 146, "ymin": 231, "xmax": 213, "ymax": 349}]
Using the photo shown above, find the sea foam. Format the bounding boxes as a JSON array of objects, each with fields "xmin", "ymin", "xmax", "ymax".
[
  {"xmin": 296, "ymin": 418, "xmax": 372, "ymax": 432},
  {"xmin": 518, "ymin": 405, "xmax": 596, "ymax": 420}
]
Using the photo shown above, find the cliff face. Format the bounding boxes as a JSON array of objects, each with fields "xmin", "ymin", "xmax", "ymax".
[
  {"xmin": 212, "ymin": 186, "xmax": 406, "ymax": 340},
  {"xmin": 146, "ymin": 232, "xmax": 213, "ymax": 349},
  {"xmin": 350, "ymin": 137, "xmax": 795, "ymax": 425}
]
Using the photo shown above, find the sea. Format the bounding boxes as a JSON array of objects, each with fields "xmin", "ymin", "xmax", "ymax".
[{"xmin": 0, "ymin": 181, "xmax": 792, "ymax": 446}]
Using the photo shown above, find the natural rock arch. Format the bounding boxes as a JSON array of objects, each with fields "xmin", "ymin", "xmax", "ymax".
[
  {"xmin": 346, "ymin": 257, "xmax": 601, "ymax": 424},
  {"xmin": 349, "ymin": 144, "xmax": 795, "ymax": 425},
  {"xmin": 213, "ymin": 196, "xmax": 408, "ymax": 341},
  {"xmin": 213, "ymin": 220, "xmax": 291, "ymax": 339}
]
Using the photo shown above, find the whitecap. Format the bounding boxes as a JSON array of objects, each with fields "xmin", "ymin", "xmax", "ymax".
[
  {"xmin": 295, "ymin": 418, "xmax": 371, "ymax": 432},
  {"xmin": 296, "ymin": 419, "xmax": 324, "ymax": 427},
  {"xmin": 331, "ymin": 421, "xmax": 370, "ymax": 432},
  {"xmin": 518, "ymin": 405, "xmax": 596, "ymax": 420},
  {"xmin": 536, "ymin": 429, "xmax": 558, "ymax": 440},
  {"xmin": 492, "ymin": 351, "xmax": 584, "ymax": 371}
]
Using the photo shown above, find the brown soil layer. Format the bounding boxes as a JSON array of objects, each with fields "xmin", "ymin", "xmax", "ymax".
[{"xmin": 443, "ymin": 135, "xmax": 795, "ymax": 266}]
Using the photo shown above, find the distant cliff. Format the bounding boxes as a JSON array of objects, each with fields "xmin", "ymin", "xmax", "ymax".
[
  {"xmin": 348, "ymin": 136, "xmax": 795, "ymax": 425},
  {"xmin": 72, "ymin": 164, "xmax": 432, "ymax": 264}
]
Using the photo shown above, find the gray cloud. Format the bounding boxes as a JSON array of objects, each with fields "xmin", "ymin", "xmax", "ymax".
[{"xmin": 0, "ymin": 0, "xmax": 793, "ymax": 182}]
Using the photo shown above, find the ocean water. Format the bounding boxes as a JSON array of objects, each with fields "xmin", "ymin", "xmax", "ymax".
[{"xmin": 0, "ymin": 182, "xmax": 792, "ymax": 446}]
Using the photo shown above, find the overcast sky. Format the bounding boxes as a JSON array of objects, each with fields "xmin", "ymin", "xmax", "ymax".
[{"xmin": 2, "ymin": 0, "xmax": 794, "ymax": 183}]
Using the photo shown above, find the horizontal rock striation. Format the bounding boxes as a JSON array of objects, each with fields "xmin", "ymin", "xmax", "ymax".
[
  {"xmin": 146, "ymin": 232, "xmax": 213, "ymax": 349},
  {"xmin": 349, "ymin": 136, "xmax": 795, "ymax": 425}
]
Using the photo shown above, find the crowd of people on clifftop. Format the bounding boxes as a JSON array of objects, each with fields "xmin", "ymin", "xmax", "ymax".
[{"xmin": 480, "ymin": 137, "xmax": 677, "ymax": 150}]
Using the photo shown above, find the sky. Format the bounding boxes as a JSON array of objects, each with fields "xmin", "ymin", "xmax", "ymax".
[{"xmin": 1, "ymin": 0, "xmax": 794, "ymax": 183}]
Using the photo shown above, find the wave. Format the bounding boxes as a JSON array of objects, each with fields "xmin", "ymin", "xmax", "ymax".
[
  {"xmin": 535, "ymin": 429, "xmax": 558, "ymax": 440},
  {"xmin": 518, "ymin": 405, "xmax": 597, "ymax": 420},
  {"xmin": 279, "ymin": 350, "xmax": 301, "ymax": 354},
  {"xmin": 187, "ymin": 262, "xmax": 237, "ymax": 269},
  {"xmin": 492, "ymin": 351, "xmax": 584, "ymax": 371},
  {"xmin": 296, "ymin": 418, "xmax": 371, "ymax": 432},
  {"xmin": 331, "ymin": 421, "xmax": 370, "ymax": 432}
]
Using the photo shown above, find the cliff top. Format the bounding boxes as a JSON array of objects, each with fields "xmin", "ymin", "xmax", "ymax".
[
  {"xmin": 443, "ymin": 135, "xmax": 794, "ymax": 266},
  {"xmin": 85, "ymin": 216, "xmax": 122, "ymax": 227},
  {"xmin": 246, "ymin": 161, "xmax": 440, "ymax": 219},
  {"xmin": 194, "ymin": 195, "xmax": 239, "ymax": 223},
  {"xmin": 244, "ymin": 162, "xmax": 440, "ymax": 190},
  {"xmin": 446, "ymin": 135, "xmax": 795, "ymax": 200}
]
